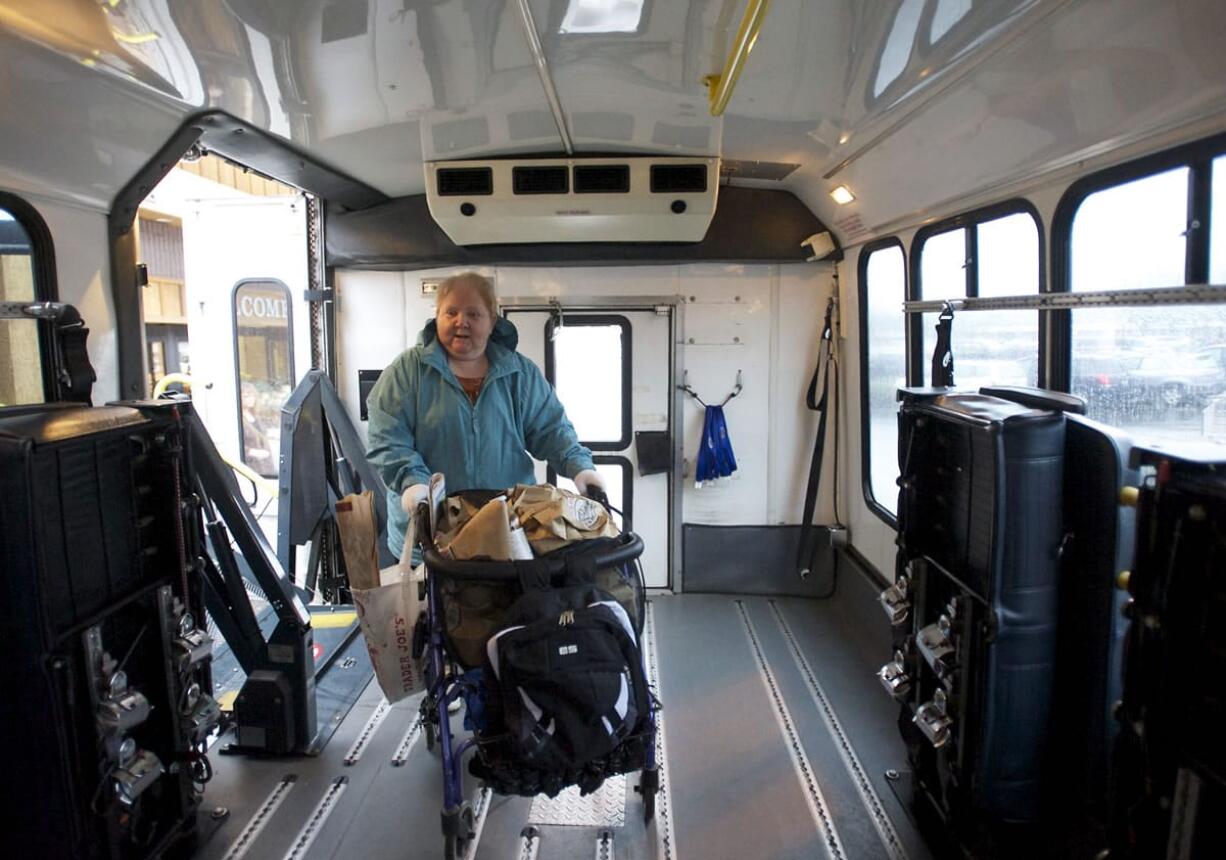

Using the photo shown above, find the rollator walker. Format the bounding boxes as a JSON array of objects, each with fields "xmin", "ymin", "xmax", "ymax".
[{"xmin": 410, "ymin": 485, "xmax": 660, "ymax": 860}]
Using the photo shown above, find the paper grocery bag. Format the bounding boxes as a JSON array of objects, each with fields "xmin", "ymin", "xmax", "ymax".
[
  {"xmin": 508, "ymin": 484, "xmax": 619, "ymax": 554},
  {"xmin": 444, "ymin": 497, "xmax": 534, "ymax": 561},
  {"xmin": 350, "ymin": 518, "xmax": 425, "ymax": 703},
  {"xmin": 335, "ymin": 491, "xmax": 380, "ymax": 591}
]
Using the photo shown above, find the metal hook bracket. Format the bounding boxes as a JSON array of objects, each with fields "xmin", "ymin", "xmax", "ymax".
[{"xmin": 677, "ymin": 369, "xmax": 743, "ymax": 408}]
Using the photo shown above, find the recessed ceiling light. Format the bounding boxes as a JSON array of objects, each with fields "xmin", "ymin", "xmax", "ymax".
[{"xmin": 830, "ymin": 185, "xmax": 855, "ymax": 205}]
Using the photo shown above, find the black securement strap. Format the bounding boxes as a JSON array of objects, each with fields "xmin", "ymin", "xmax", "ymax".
[
  {"xmin": 930, "ymin": 302, "xmax": 955, "ymax": 387},
  {"xmin": 796, "ymin": 298, "xmax": 835, "ymax": 580}
]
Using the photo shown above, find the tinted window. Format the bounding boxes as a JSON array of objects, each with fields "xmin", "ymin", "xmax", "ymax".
[{"xmin": 0, "ymin": 207, "xmax": 45, "ymax": 405}]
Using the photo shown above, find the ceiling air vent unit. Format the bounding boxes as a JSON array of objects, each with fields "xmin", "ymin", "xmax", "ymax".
[
  {"xmin": 650, "ymin": 164, "xmax": 707, "ymax": 193},
  {"xmin": 513, "ymin": 165, "xmax": 568, "ymax": 195},
  {"xmin": 425, "ymin": 157, "xmax": 719, "ymax": 245},
  {"xmin": 436, "ymin": 167, "xmax": 493, "ymax": 197},
  {"xmin": 573, "ymin": 164, "xmax": 630, "ymax": 194}
]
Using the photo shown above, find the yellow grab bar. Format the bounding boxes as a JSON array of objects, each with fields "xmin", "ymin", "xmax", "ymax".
[{"xmin": 705, "ymin": 0, "xmax": 773, "ymax": 117}]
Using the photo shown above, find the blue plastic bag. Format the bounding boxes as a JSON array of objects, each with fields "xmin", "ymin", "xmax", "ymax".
[{"xmin": 696, "ymin": 404, "xmax": 738, "ymax": 486}]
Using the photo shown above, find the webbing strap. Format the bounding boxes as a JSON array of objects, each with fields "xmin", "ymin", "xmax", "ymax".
[
  {"xmin": 930, "ymin": 303, "xmax": 955, "ymax": 387},
  {"xmin": 796, "ymin": 298, "xmax": 835, "ymax": 579}
]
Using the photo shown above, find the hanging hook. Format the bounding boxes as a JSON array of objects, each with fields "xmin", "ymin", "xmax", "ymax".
[{"xmin": 677, "ymin": 369, "xmax": 743, "ymax": 408}]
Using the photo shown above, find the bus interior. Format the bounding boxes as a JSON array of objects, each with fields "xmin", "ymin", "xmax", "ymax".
[{"xmin": 1, "ymin": 1, "xmax": 1224, "ymax": 859}]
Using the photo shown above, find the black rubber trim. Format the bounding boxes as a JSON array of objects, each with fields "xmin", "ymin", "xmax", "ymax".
[
  {"xmin": 857, "ymin": 237, "xmax": 904, "ymax": 529},
  {"xmin": 1049, "ymin": 131, "xmax": 1226, "ymax": 393},
  {"xmin": 908, "ymin": 199, "xmax": 1044, "ymax": 386},
  {"xmin": 0, "ymin": 191, "xmax": 59, "ymax": 402},
  {"xmin": 324, "ymin": 186, "xmax": 835, "ymax": 269}
]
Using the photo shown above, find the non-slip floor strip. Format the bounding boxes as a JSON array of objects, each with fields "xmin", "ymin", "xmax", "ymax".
[
  {"xmin": 390, "ymin": 715, "xmax": 422, "ymax": 766},
  {"xmin": 735, "ymin": 600, "xmax": 847, "ymax": 860},
  {"xmin": 462, "ymin": 786, "xmax": 494, "ymax": 860},
  {"xmin": 643, "ymin": 600, "xmax": 676, "ymax": 860},
  {"xmin": 594, "ymin": 828, "xmax": 615, "ymax": 860},
  {"xmin": 280, "ymin": 776, "xmax": 348, "ymax": 860},
  {"xmin": 220, "ymin": 774, "xmax": 297, "ymax": 860},
  {"xmin": 517, "ymin": 826, "xmax": 542, "ymax": 860},
  {"xmin": 769, "ymin": 600, "xmax": 911, "ymax": 860},
  {"xmin": 343, "ymin": 698, "xmax": 391, "ymax": 766}
]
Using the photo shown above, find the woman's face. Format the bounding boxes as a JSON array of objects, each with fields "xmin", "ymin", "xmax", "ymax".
[{"xmin": 436, "ymin": 283, "xmax": 494, "ymax": 361}]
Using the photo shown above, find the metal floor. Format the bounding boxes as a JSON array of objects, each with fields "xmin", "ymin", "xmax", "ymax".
[{"xmin": 193, "ymin": 581, "xmax": 934, "ymax": 860}]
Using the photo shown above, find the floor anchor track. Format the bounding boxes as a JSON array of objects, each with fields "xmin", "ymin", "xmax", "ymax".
[
  {"xmin": 643, "ymin": 601, "xmax": 676, "ymax": 860},
  {"xmin": 517, "ymin": 826, "xmax": 542, "ymax": 860},
  {"xmin": 219, "ymin": 774, "xmax": 297, "ymax": 860},
  {"xmin": 281, "ymin": 776, "xmax": 348, "ymax": 860},
  {"xmin": 343, "ymin": 698, "xmax": 391, "ymax": 766},
  {"xmin": 769, "ymin": 600, "xmax": 911, "ymax": 860},
  {"xmin": 735, "ymin": 600, "xmax": 847, "ymax": 860},
  {"xmin": 390, "ymin": 715, "xmax": 423, "ymax": 766}
]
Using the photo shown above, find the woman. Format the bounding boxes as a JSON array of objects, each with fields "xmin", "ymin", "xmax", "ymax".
[{"xmin": 366, "ymin": 271, "xmax": 604, "ymax": 559}]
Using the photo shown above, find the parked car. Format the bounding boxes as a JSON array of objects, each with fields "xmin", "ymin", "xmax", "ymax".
[
  {"xmin": 1070, "ymin": 353, "xmax": 1144, "ymax": 410},
  {"xmin": 1121, "ymin": 351, "xmax": 1223, "ymax": 408}
]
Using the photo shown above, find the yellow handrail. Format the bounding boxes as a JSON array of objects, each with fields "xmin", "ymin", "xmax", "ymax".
[
  {"xmin": 705, "ymin": 0, "xmax": 773, "ymax": 117},
  {"xmin": 152, "ymin": 372, "xmax": 193, "ymax": 398},
  {"xmin": 151, "ymin": 373, "xmax": 280, "ymax": 500}
]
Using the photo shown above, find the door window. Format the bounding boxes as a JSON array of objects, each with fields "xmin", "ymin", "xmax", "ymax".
[
  {"xmin": 545, "ymin": 315, "xmax": 631, "ymax": 448},
  {"xmin": 233, "ymin": 279, "xmax": 295, "ymax": 477}
]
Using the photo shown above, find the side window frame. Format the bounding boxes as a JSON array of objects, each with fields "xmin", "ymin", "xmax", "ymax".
[
  {"xmin": 908, "ymin": 199, "xmax": 1046, "ymax": 386},
  {"xmin": 0, "ymin": 191, "xmax": 59, "ymax": 403},
  {"xmin": 859, "ymin": 236, "xmax": 907, "ymax": 526},
  {"xmin": 1049, "ymin": 131, "xmax": 1226, "ymax": 391}
]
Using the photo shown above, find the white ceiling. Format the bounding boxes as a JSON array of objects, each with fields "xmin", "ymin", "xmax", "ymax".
[{"xmin": 1, "ymin": 0, "xmax": 1224, "ymax": 243}]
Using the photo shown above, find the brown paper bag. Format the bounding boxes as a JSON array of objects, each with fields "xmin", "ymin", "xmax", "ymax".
[
  {"xmin": 335, "ymin": 491, "xmax": 380, "ymax": 590},
  {"xmin": 507, "ymin": 484, "xmax": 619, "ymax": 554},
  {"xmin": 444, "ymin": 497, "xmax": 533, "ymax": 561}
]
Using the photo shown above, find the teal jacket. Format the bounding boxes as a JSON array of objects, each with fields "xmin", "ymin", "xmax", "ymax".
[{"xmin": 366, "ymin": 317, "xmax": 594, "ymax": 558}]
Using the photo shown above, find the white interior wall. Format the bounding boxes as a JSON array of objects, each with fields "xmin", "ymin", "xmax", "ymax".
[
  {"xmin": 335, "ymin": 263, "xmax": 835, "ymax": 527},
  {"xmin": 29, "ymin": 197, "xmax": 120, "ymax": 404}
]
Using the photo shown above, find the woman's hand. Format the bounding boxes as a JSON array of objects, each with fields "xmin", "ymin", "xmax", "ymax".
[
  {"xmin": 401, "ymin": 483, "xmax": 429, "ymax": 514},
  {"xmin": 573, "ymin": 469, "xmax": 605, "ymax": 497}
]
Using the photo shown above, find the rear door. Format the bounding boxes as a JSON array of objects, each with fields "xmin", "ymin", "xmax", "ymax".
[{"xmin": 506, "ymin": 304, "xmax": 674, "ymax": 588}]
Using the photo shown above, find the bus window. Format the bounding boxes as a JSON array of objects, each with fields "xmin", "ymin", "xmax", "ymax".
[
  {"xmin": 0, "ymin": 202, "xmax": 47, "ymax": 405},
  {"xmin": 914, "ymin": 206, "xmax": 1040, "ymax": 388},
  {"xmin": 1211, "ymin": 154, "xmax": 1226, "ymax": 282},
  {"xmin": 1066, "ymin": 155, "xmax": 1226, "ymax": 442},
  {"xmin": 860, "ymin": 240, "xmax": 907, "ymax": 520},
  {"xmin": 233, "ymin": 279, "xmax": 294, "ymax": 477}
]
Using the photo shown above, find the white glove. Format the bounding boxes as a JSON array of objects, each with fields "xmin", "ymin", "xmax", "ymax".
[
  {"xmin": 400, "ymin": 483, "xmax": 428, "ymax": 514},
  {"xmin": 573, "ymin": 469, "xmax": 605, "ymax": 497}
]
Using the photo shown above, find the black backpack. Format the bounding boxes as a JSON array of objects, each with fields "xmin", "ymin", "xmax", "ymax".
[{"xmin": 484, "ymin": 585, "xmax": 649, "ymax": 772}]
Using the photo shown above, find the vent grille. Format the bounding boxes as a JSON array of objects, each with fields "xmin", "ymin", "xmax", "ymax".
[
  {"xmin": 650, "ymin": 164, "xmax": 708, "ymax": 193},
  {"xmin": 513, "ymin": 166, "xmax": 568, "ymax": 195},
  {"xmin": 573, "ymin": 165, "xmax": 630, "ymax": 194},
  {"xmin": 437, "ymin": 167, "xmax": 493, "ymax": 197}
]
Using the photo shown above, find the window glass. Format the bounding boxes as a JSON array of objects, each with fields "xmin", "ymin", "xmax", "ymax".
[
  {"xmin": 0, "ymin": 208, "xmax": 44, "ymax": 405},
  {"xmin": 874, "ymin": 0, "xmax": 924, "ymax": 98},
  {"xmin": 559, "ymin": 0, "xmax": 645, "ymax": 34},
  {"xmin": 957, "ymin": 213, "xmax": 1040, "ymax": 388},
  {"xmin": 234, "ymin": 281, "xmax": 294, "ymax": 477},
  {"xmin": 1071, "ymin": 167, "xmax": 1188, "ymax": 292},
  {"xmin": 1070, "ymin": 307, "xmax": 1226, "ymax": 443},
  {"xmin": 1211, "ymin": 155, "xmax": 1226, "ymax": 283},
  {"xmin": 930, "ymin": 0, "xmax": 972, "ymax": 42},
  {"xmin": 864, "ymin": 244, "xmax": 907, "ymax": 514},
  {"xmin": 1070, "ymin": 164, "xmax": 1226, "ymax": 443},
  {"xmin": 551, "ymin": 322, "xmax": 626, "ymax": 444},
  {"xmin": 918, "ymin": 212, "xmax": 1039, "ymax": 387}
]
